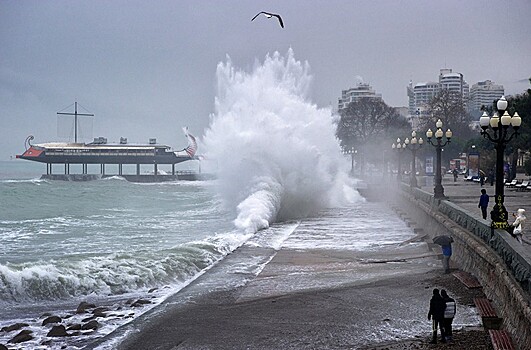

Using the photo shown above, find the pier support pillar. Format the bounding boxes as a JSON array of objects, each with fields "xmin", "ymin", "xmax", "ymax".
[
  {"xmin": 136, "ymin": 164, "xmax": 140, "ymax": 175},
  {"xmin": 154, "ymin": 163, "xmax": 158, "ymax": 175},
  {"xmin": 119, "ymin": 164, "xmax": 123, "ymax": 176},
  {"xmin": 172, "ymin": 163, "xmax": 175, "ymax": 175}
]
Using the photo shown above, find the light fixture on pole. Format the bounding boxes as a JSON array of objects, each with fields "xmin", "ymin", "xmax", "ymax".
[
  {"xmin": 426, "ymin": 119, "xmax": 452, "ymax": 199},
  {"xmin": 344, "ymin": 146, "xmax": 357, "ymax": 175},
  {"xmin": 392, "ymin": 138, "xmax": 407, "ymax": 181},
  {"xmin": 479, "ymin": 96, "xmax": 522, "ymax": 229},
  {"xmin": 404, "ymin": 131, "xmax": 423, "ymax": 188}
]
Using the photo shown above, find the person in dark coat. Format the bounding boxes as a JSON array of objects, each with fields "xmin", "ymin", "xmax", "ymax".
[
  {"xmin": 427, "ymin": 288, "xmax": 446, "ymax": 344},
  {"xmin": 441, "ymin": 289, "xmax": 456, "ymax": 342},
  {"xmin": 478, "ymin": 189, "xmax": 489, "ymax": 220},
  {"xmin": 488, "ymin": 169, "xmax": 495, "ymax": 186}
]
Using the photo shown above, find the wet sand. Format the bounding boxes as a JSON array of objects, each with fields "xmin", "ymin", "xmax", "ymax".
[{"xmin": 112, "ymin": 247, "xmax": 492, "ymax": 350}]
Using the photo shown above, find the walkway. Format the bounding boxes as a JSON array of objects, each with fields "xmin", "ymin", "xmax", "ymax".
[{"xmin": 427, "ymin": 174, "xmax": 531, "ymax": 247}]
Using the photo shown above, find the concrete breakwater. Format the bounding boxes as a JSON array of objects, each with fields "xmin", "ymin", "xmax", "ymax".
[{"xmin": 370, "ymin": 182, "xmax": 531, "ymax": 349}]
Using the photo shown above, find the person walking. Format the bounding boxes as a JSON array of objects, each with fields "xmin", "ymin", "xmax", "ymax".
[
  {"xmin": 427, "ymin": 288, "xmax": 446, "ymax": 344},
  {"xmin": 452, "ymin": 169, "xmax": 458, "ymax": 182},
  {"xmin": 441, "ymin": 290, "xmax": 456, "ymax": 342},
  {"xmin": 488, "ymin": 169, "xmax": 495, "ymax": 186},
  {"xmin": 478, "ymin": 189, "xmax": 489, "ymax": 220},
  {"xmin": 510, "ymin": 208, "xmax": 526, "ymax": 244}
]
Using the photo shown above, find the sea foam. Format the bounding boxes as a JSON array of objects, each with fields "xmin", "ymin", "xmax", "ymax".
[{"xmin": 204, "ymin": 49, "xmax": 362, "ymax": 234}]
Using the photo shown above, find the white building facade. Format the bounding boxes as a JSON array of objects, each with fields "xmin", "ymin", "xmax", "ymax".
[
  {"xmin": 338, "ymin": 82, "xmax": 382, "ymax": 111},
  {"xmin": 468, "ymin": 80, "xmax": 505, "ymax": 118},
  {"xmin": 439, "ymin": 68, "xmax": 469, "ymax": 100}
]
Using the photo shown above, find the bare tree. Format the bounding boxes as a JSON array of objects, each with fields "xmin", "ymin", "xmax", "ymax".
[
  {"xmin": 422, "ymin": 89, "xmax": 473, "ymax": 139},
  {"xmin": 336, "ymin": 97, "xmax": 409, "ymax": 174},
  {"xmin": 337, "ymin": 97, "xmax": 409, "ymax": 147}
]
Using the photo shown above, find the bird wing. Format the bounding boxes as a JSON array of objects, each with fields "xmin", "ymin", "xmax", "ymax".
[
  {"xmin": 273, "ymin": 14, "xmax": 284, "ymax": 28},
  {"xmin": 251, "ymin": 11, "xmax": 284, "ymax": 28},
  {"xmin": 251, "ymin": 12, "xmax": 265, "ymax": 21}
]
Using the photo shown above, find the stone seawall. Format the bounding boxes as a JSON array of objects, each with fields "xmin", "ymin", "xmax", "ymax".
[{"xmin": 386, "ymin": 183, "xmax": 531, "ymax": 349}]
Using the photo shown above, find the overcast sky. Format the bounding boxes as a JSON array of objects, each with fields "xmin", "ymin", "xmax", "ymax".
[{"xmin": 1, "ymin": 0, "xmax": 530, "ymax": 160}]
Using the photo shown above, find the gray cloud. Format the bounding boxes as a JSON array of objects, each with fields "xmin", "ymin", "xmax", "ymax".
[{"xmin": 1, "ymin": 0, "xmax": 530, "ymax": 159}]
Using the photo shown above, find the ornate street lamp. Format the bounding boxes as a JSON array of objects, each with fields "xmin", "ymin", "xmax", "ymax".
[
  {"xmin": 426, "ymin": 119, "xmax": 453, "ymax": 199},
  {"xmin": 344, "ymin": 147, "xmax": 357, "ymax": 175},
  {"xmin": 479, "ymin": 96, "xmax": 522, "ymax": 229},
  {"xmin": 404, "ymin": 131, "xmax": 423, "ymax": 188},
  {"xmin": 392, "ymin": 138, "xmax": 407, "ymax": 181}
]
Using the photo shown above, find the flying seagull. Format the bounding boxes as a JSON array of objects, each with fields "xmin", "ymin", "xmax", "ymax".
[{"xmin": 251, "ymin": 11, "xmax": 284, "ymax": 28}]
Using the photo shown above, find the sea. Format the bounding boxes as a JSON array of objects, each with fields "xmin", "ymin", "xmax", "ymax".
[
  {"xmin": 0, "ymin": 50, "xmax": 480, "ymax": 349},
  {"xmin": 0, "ymin": 160, "xmax": 419, "ymax": 350}
]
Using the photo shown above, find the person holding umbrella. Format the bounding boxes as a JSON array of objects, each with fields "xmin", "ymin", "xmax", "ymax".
[
  {"xmin": 479, "ymin": 169, "xmax": 486, "ymax": 187},
  {"xmin": 433, "ymin": 235, "xmax": 454, "ymax": 273}
]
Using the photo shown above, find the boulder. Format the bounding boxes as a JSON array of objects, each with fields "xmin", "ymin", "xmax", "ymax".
[
  {"xmin": 1, "ymin": 323, "xmax": 29, "ymax": 333},
  {"xmin": 76, "ymin": 301, "xmax": 96, "ymax": 314},
  {"xmin": 92, "ymin": 307, "xmax": 109, "ymax": 317},
  {"xmin": 81, "ymin": 320, "xmax": 100, "ymax": 331},
  {"xmin": 148, "ymin": 287, "xmax": 158, "ymax": 293},
  {"xmin": 8, "ymin": 329, "xmax": 33, "ymax": 343},
  {"xmin": 81, "ymin": 316, "xmax": 96, "ymax": 323},
  {"xmin": 131, "ymin": 299, "xmax": 152, "ymax": 307},
  {"xmin": 66, "ymin": 324, "xmax": 82, "ymax": 331},
  {"xmin": 47, "ymin": 325, "xmax": 68, "ymax": 337},
  {"xmin": 0, "ymin": 344, "xmax": 8, "ymax": 350},
  {"xmin": 42, "ymin": 315, "xmax": 62, "ymax": 326}
]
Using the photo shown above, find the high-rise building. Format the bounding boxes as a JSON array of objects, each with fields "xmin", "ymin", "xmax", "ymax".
[
  {"xmin": 468, "ymin": 80, "xmax": 505, "ymax": 118},
  {"xmin": 338, "ymin": 82, "xmax": 382, "ymax": 111},
  {"xmin": 407, "ymin": 68, "xmax": 469, "ymax": 123},
  {"xmin": 439, "ymin": 68, "xmax": 469, "ymax": 100},
  {"xmin": 407, "ymin": 81, "xmax": 439, "ymax": 115}
]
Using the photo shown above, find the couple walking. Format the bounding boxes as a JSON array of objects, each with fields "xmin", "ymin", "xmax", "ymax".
[{"xmin": 427, "ymin": 288, "xmax": 456, "ymax": 344}]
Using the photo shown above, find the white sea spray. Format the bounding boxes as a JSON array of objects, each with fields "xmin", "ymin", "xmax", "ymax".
[{"xmin": 204, "ymin": 49, "xmax": 362, "ymax": 233}]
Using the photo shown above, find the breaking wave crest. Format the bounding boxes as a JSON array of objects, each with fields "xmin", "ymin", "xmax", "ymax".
[
  {"xmin": 0, "ymin": 236, "xmax": 241, "ymax": 303},
  {"xmin": 204, "ymin": 49, "xmax": 362, "ymax": 233}
]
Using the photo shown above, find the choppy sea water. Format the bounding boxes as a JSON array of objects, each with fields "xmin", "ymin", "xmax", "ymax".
[{"xmin": 0, "ymin": 161, "xmax": 245, "ymax": 347}]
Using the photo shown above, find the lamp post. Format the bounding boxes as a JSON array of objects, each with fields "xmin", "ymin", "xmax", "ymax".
[
  {"xmin": 344, "ymin": 147, "xmax": 357, "ymax": 175},
  {"xmin": 479, "ymin": 96, "xmax": 522, "ymax": 229},
  {"xmin": 392, "ymin": 138, "xmax": 407, "ymax": 181},
  {"xmin": 404, "ymin": 131, "xmax": 423, "ymax": 188},
  {"xmin": 426, "ymin": 119, "xmax": 453, "ymax": 199}
]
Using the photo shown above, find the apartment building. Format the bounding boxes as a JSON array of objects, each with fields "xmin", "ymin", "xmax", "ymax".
[
  {"xmin": 468, "ymin": 80, "xmax": 505, "ymax": 118},
  {"xmin": 338, "ymin": 82, "xmax": 382, "ymax": 111}
]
